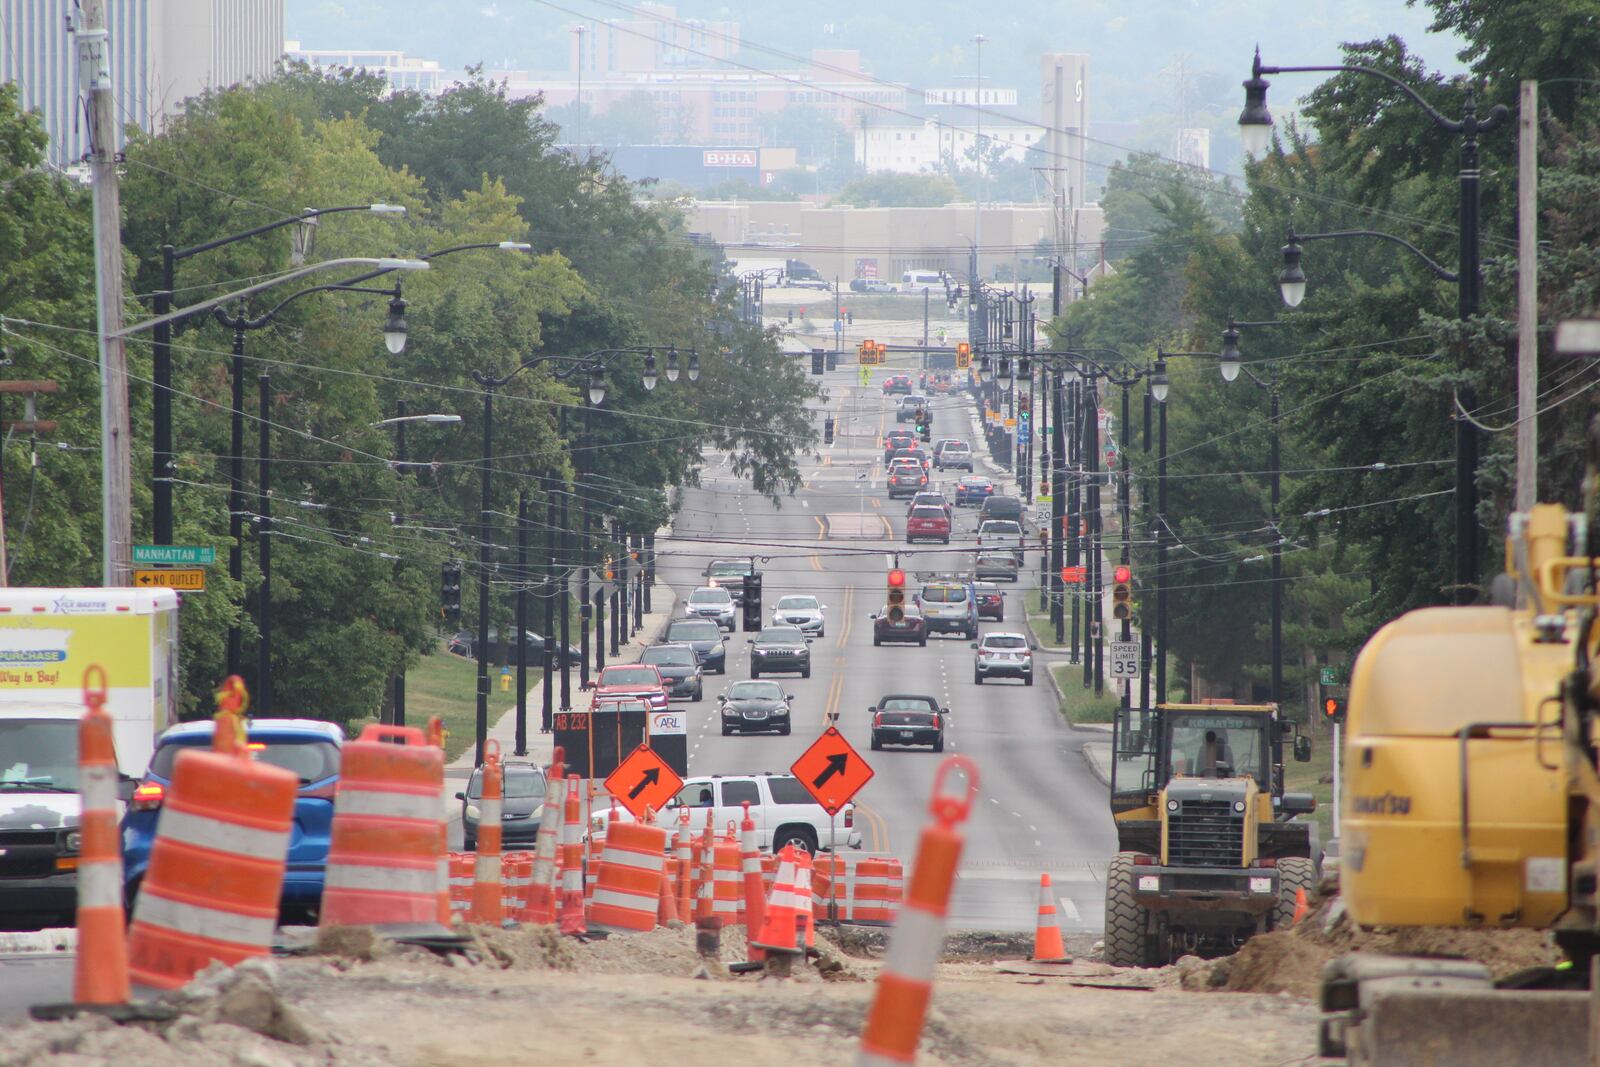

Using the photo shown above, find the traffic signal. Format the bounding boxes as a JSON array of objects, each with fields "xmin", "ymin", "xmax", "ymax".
[
  {"xmin": 887, "ymin": 567, "xmax": 906, "ymax": 623},
  {"xmin": 823, "ymin": 416, "xmax": 835, "ymax": 444},
  {"xmin": 1112, "ymin": 565, "xmax": 1132, "ymax": 621},
  {"xmin": 742, "ymin": 570, "xmax": 764, "ymax": 632},
  {"xmin": 811, "ymin": 349, "xmax": 825, "ymax": 375},
  {"xmin": 846, "ymin": 309, "xmax": 854, "ymax": 325},
  {"xmin": 441, "ymin": 562, "xmax": 462, "ymax": 622},
  {"xmin": 956, "ymin": 342, "xmax": 971, "ymax": 369},
  {"xmin": 1323, "ymin": 695, "xmax": 1347, "ymax": 723}
]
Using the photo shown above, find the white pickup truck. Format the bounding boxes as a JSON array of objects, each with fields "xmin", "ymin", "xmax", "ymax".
[{"xmin": 668, "ymin": 773, "xmax": 862, "ymax": 854}]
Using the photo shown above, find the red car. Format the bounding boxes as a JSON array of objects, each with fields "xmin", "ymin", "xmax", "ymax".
[
  {"xmin": 882, "ymin": 374, "xmax": 913, "ymax": 395},
  {"xmin": 586, "ymin": 664, "xmax": 669, "ymax": 712},
  {"xmin": 906, "ymin": 505, "xmax": 951, "ymax": 544},
  {"xmin": 973, "ymin": 581, "xmax": 1005, "ymax": 621},
  {"xmin": 887, "ymin": 463, "xmax": 928, "ymax": 499},
  {"xmin": 872, "ymin": 604, "xmax": 927, "ymax": 646}
]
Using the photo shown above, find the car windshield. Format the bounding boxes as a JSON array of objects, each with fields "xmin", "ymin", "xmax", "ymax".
[
  {"xmin": 149, "ymin": 737, "xmax": 340, "ymax": 785},
  {"xmin": 881, "ymin": 697, "xmax": 937, "ymax": 711},
  {"xmin": 756, "ymin": 628, "xmax": 804, "ymax": 645},
  {"xmin": 601, "ymin": 667, "xmax": 659, "ymax": 686},
  {"xmin": 728, "ymin": 681, "xmax": 783, "ymax": 701},
  {"xmin": 690, "ymin": 588, "xmax": 730, "ymax": 604},
  {"xmin": 920, "ymin": 585, "xmax": 966, "ymax": 603},
  {"xmin": 468, "ymin": 765, "xmax": 546, "ymax": 799},
  {"xmin": 973, "ymin": 583, "xmax": 998, "ymax": 595},
  {"xmin": 944, "ymin": 443, "xmax": 970, "ymax": 452},
  {"xmin": 667, "ymin": 620, "xmax": 720, "ymax": 642},
  {"xmin": 0, "ymin": 720, "xmax": 81, "ymax": 791},
  {"xmin": 776, "ymin": 596, "xmax": 818, "ymax": 610},
  {"xmin": 642, "ymin": 646, "xmax": 695, "ymax": 666},
  {"xmin": 911, "ymin": 507, "xmax": 945, "ymax": 520},
  {"xmin": 1168, "ymin": 715, "xmax": 1266, "ymax": 783},
  {"xmin": 984, "ymin": 635, "xmax": 1028, "ymax": 650},
  {"xmin": 961, "ymin": 478, "xmax": 991, "ymax": 488},
  {"xmin": 708, "ymin": 562, "xmax": 746, "ymax": 577},
  {"xmin": 978, "ymin": 552, "xmax": 1016, "ymax": 565},
  {"xmin": 982, "ymin": 521, "xmax": 1022, "ymax": 535}
]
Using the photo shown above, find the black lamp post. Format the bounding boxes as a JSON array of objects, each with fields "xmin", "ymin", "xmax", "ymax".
[
  {"xmin": 467, "ymin": 347, "xmax": 692, "ymax": 768},
  {"xmin": 151, "ymin": 203, "xmax": 407, "ymax": 547},
  {"xmin": 1240, "ymin": 49, "xmax": 1508, "ymax": 604}
]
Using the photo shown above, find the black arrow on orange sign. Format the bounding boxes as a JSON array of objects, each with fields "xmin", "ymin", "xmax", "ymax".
[
  {"xmin": 629, "ymin": 766, "xmax": 660, "ymax": 800},
  {"xmin": 812, "ymin": 753, "xmax": 848, "ymax": 788}
]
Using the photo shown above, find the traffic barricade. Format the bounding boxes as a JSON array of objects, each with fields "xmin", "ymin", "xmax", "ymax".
[
  {"xmin": 674, "ymin": 808, "xmax": 693, "ymax": 919},
  {"xmin": 589, "ymin": 821, "xmax": 668, "ymax": 933},
  {"xmin": 127, "ymin": 677, "xmax": 297, "ymax": 990},
  {"xmin": 811, "ymin": 854, "xmax": 852, "ymax": 924},
  {"xmin": 851, "ymin": 858, "xmax": 897, "ymax": 925},
  {"xmin": 448, "ymin": 853, "xmax": 473, "ymax": 921},
  {"xmin": 319, "ymin": 724, "xmax": 447, "ymax": 935},
  {"xmin": 739, "ymin": 803, "xmax": 766, "ymax": 962},
  {"xmin": 794, "ymin": 849, "xmax": 815, "ymax": 948},
  {"xmin": 504, "ymin": 853, "xmax": 532, "ymax": 919},
  {"xmin": 856, "ymin": 756, "xmax": 979, "ymax": 1066},
  {"xmin": 468, "ymin": 742, "xmax": 504, "ymax": 924},
  {"xmin": 73, "ymin": 666, "xmax": 129, "ymax": 1006},
  {"xmin": 526, "ymin": 748, "xmax": 566, "ymax": 926},
  {"xmin": 712, "ymin": 840, "xmax": 742, "ymax": 928},
  {"xmin": 558, "ymin": 774, "xmax": 587, "ymax": 936},
  {"xmin": 427, "ymin": 717, "xmax": 451, "ymax": 927}
]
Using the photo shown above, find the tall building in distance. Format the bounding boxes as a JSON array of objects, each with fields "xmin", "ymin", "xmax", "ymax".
[
  {"xmin": 0, "ymin": 0, "xmax": 284, "ymax": 168},
  {"xmin": 283, "ymin": 42, "xmax": 445, "ymax": 95}
]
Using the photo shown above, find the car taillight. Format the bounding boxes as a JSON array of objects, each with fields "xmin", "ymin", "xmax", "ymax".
[
  {"xmin": 131, "ymin": 781, "xmax": 164, "ymax": 811},
  {"xmin": 844, "ymin": 808, "xmax": 854, "ymax": 828},
  {"xmin": 873, "ymin": 713, "xmax": 884, "ymax": 728}
]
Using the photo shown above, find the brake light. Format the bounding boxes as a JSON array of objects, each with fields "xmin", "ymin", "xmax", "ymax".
[
  {"xmin": 247, "ymin": 742, "xmax": 267, "ymax": 751},
  {"xmin": 844, "ymin": 808, "xmax": 853, "ymax": 829},
  {"xmin": 1133, "ymin": 854, "xmax": 1156, "ymax": 866},
  {"xmin": 873, "ymin": 713, "xmax": 884, "ymax": 728},
  {"xmin": 131, "ymin": 782, "xmax": 165, "ymax": 811}
]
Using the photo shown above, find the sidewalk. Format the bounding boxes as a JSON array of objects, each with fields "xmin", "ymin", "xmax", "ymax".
[{"xmin": 444, "ymin": 574, "xmax": 677, "ymax": 775}]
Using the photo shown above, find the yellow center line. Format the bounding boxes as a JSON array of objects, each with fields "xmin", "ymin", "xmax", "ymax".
[
  {"xmin": 822, "ymin": 671, "xmax": 843, "ymax": 728},
  {"xmin": 835, "ymin": 585, "xmax": 854, "ymax": 648}
]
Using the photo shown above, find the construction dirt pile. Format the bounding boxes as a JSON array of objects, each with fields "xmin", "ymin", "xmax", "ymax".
[
  {"xmin": 0, "ymin": 924, "xmax": 1325, "ymax": 1066},
  {"xmin": 1208, "ymin": 893, "xmax": 1564, "ymax": 1000}
]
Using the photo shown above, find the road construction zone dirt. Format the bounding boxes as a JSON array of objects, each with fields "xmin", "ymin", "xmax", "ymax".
[{"xmin": 0, "ymin": 924, "xmax": 1322, "ymax": 1067}]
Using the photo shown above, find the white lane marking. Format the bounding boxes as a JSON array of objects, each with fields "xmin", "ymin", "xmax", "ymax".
[
  {"xmin": 1058, "ymin": 896, "xmax": 1081, "ymax": 924},
  {"xmin": 989, "ymin": 797, "xmax": 1000, "ymax": 805},
  {"xmin": 1029, "ymin": 825, "xmax": 1037, "ymax": 832}
]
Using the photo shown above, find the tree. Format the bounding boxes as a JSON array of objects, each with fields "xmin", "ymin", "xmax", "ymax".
[
  {"xmin": 1099, "ymin": 153, "xmax": 1243, "ymax": 263},
  {"xmin": 835, "ymin": 174, "xmax": 961, "ymax": 208}
]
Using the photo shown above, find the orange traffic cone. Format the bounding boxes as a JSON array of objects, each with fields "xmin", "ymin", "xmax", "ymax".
[
  {"xmin": 1292, "ymin": 886, "xmax": 1310, "ymax": 926},
  {"xmin": 1030, "ymin": 873, "xmax": 1070, "ymax": 963},
  {"xmin": 73, "ymin": 666, "xmax": 130, "ymax": 1006}
]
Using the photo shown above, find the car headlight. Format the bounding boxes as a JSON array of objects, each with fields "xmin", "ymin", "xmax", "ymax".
[
  {"xmin": 723, "ymin": 707, "xmax": 739, "ymax": 717},
  {"xmin": 1166, "ymin": 799, "xmax": 1179, "ymax": 812},
  {"xmin": 1233, "ymin": 800, "xmax": 1247, "ymax": 813},
  {"xmin": 63, "ymin": 830, "xmax": 82, "ymax": 854},
  {"xmin": 466, "ymin": 804, "xmax": 481, "ymax": 821}
]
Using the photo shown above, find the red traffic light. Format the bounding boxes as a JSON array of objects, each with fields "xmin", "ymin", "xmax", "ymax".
[
  {"xmin": 1113, "ymin": 565, "xmax": 1132, "ymax": 584},
  {"xmin": 888, "ymin": 568, "xmax": 906, "ymax": 588}
]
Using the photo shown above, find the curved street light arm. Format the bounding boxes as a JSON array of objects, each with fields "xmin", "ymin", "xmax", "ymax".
[
  {"xmin": 215, "ymin": 282, "xmax": 401, "ymax": 331},
  {"xmin": 333, "ymin": 241, "xmax": 532, "ymax": 290},
  {"xmin": 472, "ymin": 346, "xmax": 671, "ymax": 391},
  {"xmin": 114, "ymin": 257, "xmax": 430, "ymax": 338},
  {"xmin": 172, "ymin": 203, "xmax": 404, "ymax": 262},
  {"xmin": 1292, "ymin": 227, "xmax": 1460, "ymax": 282},
  {"xmin": 1253, "ymin": 55, "xmax": 1509, "ymax": 136}
]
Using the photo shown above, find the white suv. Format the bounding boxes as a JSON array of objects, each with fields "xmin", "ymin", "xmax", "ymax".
[
  {"xmin": 973, "ymin": 631, "xmax": 1035, "ymax": 685},
  {"xmin": 669, "ymin": 774, "xmax": 862, "ymax": 854}
]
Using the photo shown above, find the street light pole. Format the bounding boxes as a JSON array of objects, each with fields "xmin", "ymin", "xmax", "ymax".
[
  {"xmin": 256, "ymin": 373, "xmax": 272, "ymax": 715},
  {"xmin": 475, "ymin": 382, "xmax": 495, "ymax": 768},
  {"xmin": 515, "ymin": 490, "xmax": 529, "ymax": 756}
]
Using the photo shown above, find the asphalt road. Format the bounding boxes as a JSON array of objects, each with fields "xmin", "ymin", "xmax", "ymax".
[{"xmin": 657, "ymin": 360, "xmax": 1117, "ymax": 933}]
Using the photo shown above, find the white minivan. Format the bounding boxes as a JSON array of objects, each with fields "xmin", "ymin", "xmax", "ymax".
[{"xmin": 901, "ymin": 269, "xmax": 945, "ymax": 292}]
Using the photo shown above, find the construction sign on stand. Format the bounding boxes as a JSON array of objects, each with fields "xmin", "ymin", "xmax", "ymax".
[
  {"xmin": 604, "ymin": 743, "xmax": 683, "ymax": 820},
  {"xmin": 790, "ymin": 727, "xmax": 874, "ymax": 815}
]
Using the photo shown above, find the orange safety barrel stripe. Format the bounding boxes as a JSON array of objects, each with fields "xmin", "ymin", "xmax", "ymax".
[{"xmin": 75, "ymin": 665, "xmax": 129, "ymax": 1006}]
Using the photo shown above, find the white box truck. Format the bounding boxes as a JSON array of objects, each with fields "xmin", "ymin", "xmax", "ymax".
[{"xmin": 0, "ymin": 587, "xmax": 180, "ymax": 924}]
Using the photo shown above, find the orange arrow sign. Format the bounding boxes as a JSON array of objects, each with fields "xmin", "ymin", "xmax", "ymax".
[
  {"xmin": 604, "ymin": 743, "xmax": 684, "ymax": 821},
  {"xmin": 790, "ymin": 727, "xmax": 873, "ymax": 816}
]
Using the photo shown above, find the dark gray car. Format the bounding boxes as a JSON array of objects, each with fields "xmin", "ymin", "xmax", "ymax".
[
  {"xmin": 640, "ymin": 642, "xmax": 704, "ymax": 701},
  {"xmin": 748, "ymin": 625, "xmax": 811, "ymax": 678},
  {"xmin": 718, "ymin": 679, "xmax": 793, "ymax": 736},
  {"xmin": 457, "ymin": 760, "xmax": 547, "ymax": 851},
  {"xmin": 662, "ymin": 617, "xmax": 728, "ymax": 674}
]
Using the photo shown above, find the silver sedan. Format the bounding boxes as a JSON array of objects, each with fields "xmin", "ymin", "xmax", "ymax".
[{"xmin": 770, "ymin": 594, "xmax": 825, "ymax": 636}]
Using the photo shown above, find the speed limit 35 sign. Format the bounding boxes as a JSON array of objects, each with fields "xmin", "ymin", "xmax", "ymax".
[{"xmin": 1110, "ymin": 641, "xmax": 1140, "ymax": 678}]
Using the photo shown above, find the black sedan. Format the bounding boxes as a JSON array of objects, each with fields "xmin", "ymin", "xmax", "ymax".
[
  {"xmin": 447, "ymin": 628, "xmax": 581, "ymax": 666},
  {"xmin": 640, "ymin": 642, "xmax": 704, "ymax": 701},
  {"xmin": 718, "ymin": 680, "xmax": 794, "ymax": 736},
  {"xmin": 869, "ymin": 694, "xmax": 946, "ymax": 752},
  {"xmin": 457, "ymin": 759, "xmax": 547, "ymax": 851},
  {"xmin": 871, "ymin": 603, "xmax": 927, "ymax": 646},
  {"xmin": 749, "ymin": 626, "xmax": 811, "ymax": 678},
  {"xmin": 662, "ymin": 617, "xmax": 728, "ymax": 674}
]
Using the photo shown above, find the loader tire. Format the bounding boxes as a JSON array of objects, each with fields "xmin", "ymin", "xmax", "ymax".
[
  {"xmin": 1272, "ymin": 856, "xmax": 1316, "ymax": 931},
  {"xmin": 1104, "ymin": 851, "xmax": 1155, "ymax": 967}
]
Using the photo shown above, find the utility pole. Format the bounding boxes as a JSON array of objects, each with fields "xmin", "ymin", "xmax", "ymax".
[
  {"xmin": 256, "ymin": 374, "xmax": 272, "ymax": 715},
  {"xmin": 79, "ymin": 0, "xmax": 133, "ymax": 586},
  {"xmin": 1515, "ymin": 79, "xmax": 1538, "ymax": 515}
]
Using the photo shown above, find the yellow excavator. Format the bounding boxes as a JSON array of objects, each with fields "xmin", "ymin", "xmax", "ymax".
[{"xmin": 1322, "ymin": 449, "xmax": 1600, "ymax": 1062}]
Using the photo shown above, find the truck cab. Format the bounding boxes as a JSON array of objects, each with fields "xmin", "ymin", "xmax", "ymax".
[{"xmin": 1105, "ymin": 702, "xmax": 1316, "ymax": 966}]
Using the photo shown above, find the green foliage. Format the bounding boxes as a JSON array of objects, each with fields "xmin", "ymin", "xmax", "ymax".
[
  {"xmin": 1100, "ymin": 154, "xmax": 1244, "ymax": 263},
  {"xmin": 835, "ymin": 174, "xmax": 961, "ymax": 208}
]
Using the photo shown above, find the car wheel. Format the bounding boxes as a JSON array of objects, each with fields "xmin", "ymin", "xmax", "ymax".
[
  {"xmin": 801, "ymin": 667, "xmax": 811, "ymax": 678},
  {"xmin": 918, "ymin": 637, "xmax": 927, "ymax": 647},
  {"xmin": 870, "ymin": 734, "xmax": 883, "ymax": 751},
  {"xmin": 974, "ymin": 670, "xmax": 983, "ymax": 685},
  {"xmin": 693, "ymin": 684, "xmax": 704, "ymax": 702},
  {"xmin": 751, "ymin": 668, "xmax": 761, "ymax": 678},
  {"xmin": 942, "ymin": 536, "xmax": 950, "ymax": 544},
  {"xmin": 773, "ymin": 825, "xmax": 818, "ymax": 855},
  {"xmin": 873, "ymin": 635, "xmax": 882, "ymax": 647},
  {"xmin": 463, "ymin": 834, "xmax": 477, "ymax": 852},
  {"xmin": 932, "ymin": 737, "xmax": 944, "ymax": 753},
  {"xmin": 778, "ymin": 723, "xmax": 791, "ymax": 736},
  {"xmin": 1025, "ymin": 672, "xmax": 1034, "ymax": 686},
  {"xmin": 716, "ymin": 665, "xmax": 727, "ymax": 675},
  {"xmin": 721, "ymin": 724, "xmax": 732, "ymax": 736},
  {"xmin": 818, "ymin": 628, "xmax": 825, "ymax": 638},
  {"xmin": 997, "ymin": 611, "xmax": 1004, "ymax": 622}
]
